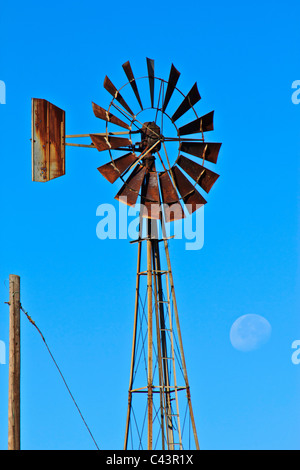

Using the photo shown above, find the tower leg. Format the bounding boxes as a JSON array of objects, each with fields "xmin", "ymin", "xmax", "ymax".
[
  {"xmin": 151, "ymin": 221, "xmax": 175, "ymax": 449},
  {"xmin": 146, "ymin": 219, "xmax": 153, "ymax": 450},
  {"xmin": 124, "ymin": 219, "xmax": 143, "ymax": 450},
  {"xmin": 161, "ymin": 217, "xmax": 200, "ymax": 451}
]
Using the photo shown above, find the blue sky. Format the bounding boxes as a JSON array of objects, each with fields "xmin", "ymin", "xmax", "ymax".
[{"xmin": 0, "ymin": 0, "xmax": 299, "ymax": 450}]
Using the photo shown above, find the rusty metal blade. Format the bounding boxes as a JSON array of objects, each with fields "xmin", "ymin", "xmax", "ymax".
[
  {"xmin": 115, "ymin": 165, "xmax": 146, "ymax": 206},
  {"xmin": 159, "ymin": 171, "xmax": 179, "ymax": 204},
  {"xmin": 176, "ymin": 155, "xmax": 219, "ymax": 193},
  {"xmin": 103, "ymin": 76, "xmax": 134, "ymax": 116},
  {"xmin": 142, "ymin": 164, "xmax": 161, "ymax": 219},
  {"xmin": 178, "ymin": 111, "xmax": 214, "ymax": 135},
  {"xmin": 97, "ymin": 153, "xmax": 138, "ymax": 184},
  {"xmin": 92, "ymin": 102, "xmax": 130, "ymax": 130},
  {"xmin": 171, "ymin": 83, "xmax": 201, "ymax": 122},
  {"xmin": 171, "ymin": 166, "xmax": 207, "ymax": 214},
  {"xmin": 90, "ymin": 135, "xmax": 132, "ymax": 152},
  {"xmin": 146, "ymin": 57, "xmax": 155, "ymax": 108},
  {"xmin": 122, "ymin": 61, "xmax": 143, "ymax": 110},
  {"xmin": 162, "ymin": 64, "xmax": 180, "ymax": 113},
  {"xmin": 180, "ymin": 142, "xmax": 222, "ymax": 164},
  {"xmin": 159, "ymin": 171, "xmax": 185, "ymax": 222}
]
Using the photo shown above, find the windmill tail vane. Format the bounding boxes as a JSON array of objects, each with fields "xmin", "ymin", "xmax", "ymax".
[{"xmin": 31, "ymin": 57, "xmax": 222, "ymax": 450}]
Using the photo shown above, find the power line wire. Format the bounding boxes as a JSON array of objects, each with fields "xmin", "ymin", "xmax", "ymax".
[{"xmin": 20, "ymin": 305, "xmax": 100, "ymax": 450}]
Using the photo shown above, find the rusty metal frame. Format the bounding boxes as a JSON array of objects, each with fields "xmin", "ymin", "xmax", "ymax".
[
  {"xmin": 31, "ymin": 98, "xmax": 65, "ymax": 182},
  {"xmin": 105, "ymin": 75, "xmax": 200, "ymax": 179},
  {"xmin": 101, "ymin": 74, "xmax": 211, "ymax": 209}
]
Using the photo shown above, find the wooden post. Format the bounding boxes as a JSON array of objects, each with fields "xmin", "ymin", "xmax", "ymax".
[{"xmin": 8, "ymin": 274, "xmax": 21, "ymax": 450}]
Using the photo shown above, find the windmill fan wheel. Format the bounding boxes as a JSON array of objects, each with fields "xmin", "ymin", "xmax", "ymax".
[{"xmin": 90, "ymin": 58, "xmax": 222, "ymax": 223}]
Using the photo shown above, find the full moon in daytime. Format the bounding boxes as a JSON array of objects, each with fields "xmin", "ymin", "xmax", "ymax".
[{"xmin": 230, "ymin": 314, "xmax": 272, "ymax": 352}]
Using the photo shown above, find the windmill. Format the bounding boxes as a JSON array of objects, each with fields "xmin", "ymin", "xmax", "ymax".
[{"xmin": 31, "ymin": 58, "xmax": 222, "ymax": 450}]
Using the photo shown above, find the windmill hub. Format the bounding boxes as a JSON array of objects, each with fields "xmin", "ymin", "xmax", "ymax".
[{"xmin": 140, "ymin": 121, "xmax": 162, "ymax": 154}]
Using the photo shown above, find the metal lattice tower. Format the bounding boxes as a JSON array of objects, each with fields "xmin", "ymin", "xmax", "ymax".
[{"xmin": 124, "ymin": 212, "xmax": 200, "ymax": 450}]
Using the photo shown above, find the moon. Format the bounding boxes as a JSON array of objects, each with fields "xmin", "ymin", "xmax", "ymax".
[{"xmin": 230, "ymin": 314, "xmax": 272, "ymax": 352}]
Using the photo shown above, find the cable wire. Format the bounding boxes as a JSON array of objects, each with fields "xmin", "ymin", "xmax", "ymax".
[{"xmin": 20, "ymin": 305, "xmax": 100, "ymax": 450}]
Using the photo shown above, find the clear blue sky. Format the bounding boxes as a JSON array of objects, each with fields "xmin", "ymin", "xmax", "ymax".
[{"xmin": 0, "ymin": 0, "xmax": 299, "ymax": 450}]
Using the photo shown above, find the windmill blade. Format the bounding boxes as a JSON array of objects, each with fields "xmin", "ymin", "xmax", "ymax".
[
  {"xmin": 90, "ymin": 134, "xmax": 132, "ymax": 152},
  {"xmin": 97, "ymin": 153, "xmax": 138, "ymax": 184},
  {"xmin": 142, "ymin": 165, "xmax": 161, "ymax": 220},
  {"xmin": 180, "ymin": 142, "xmax": 222, "ymax": 164},
  {"xmin": 103, "ymin": 76, "xmax": 134, "ymax": 116},
  {"xmin": 171, "ymin": 83, "xmax": 201, "ymax": 122},
  {"xmin": 171, "ymin": 166, "xmax": 207, "ymax": 214},
  {"xmin": 122, "ymin": 61, "xmax": 143, "ymax": 110},
  {"xmin": 162, "ymin": 64, "xmax": 181, "ymax": 113},
  {"xmin": 159, "ymin": 171, "xmax": 185, "ymax": 222},
  {"xmin": 115, "ymin": 165, "xmax": 146, "ymax": 206},
  {"xmin": 176, "ymin": 155, "xmax": 219, "ymax": 193},
  {"xmin": 146, "ymin": 57, "xmax": 155, "ymax": 108},
  {"xmin": 178, "ymin": 111, "xmax": 214, "ymax": 135},
  {"xmin": 92, "ymin": 102, "xmax": 131, "ymax": 130}
]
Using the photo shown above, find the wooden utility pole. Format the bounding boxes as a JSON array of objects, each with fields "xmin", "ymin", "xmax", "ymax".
[{"xmin": 8, "ymin": 274, "xmax": 21, "ymax": 450}]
